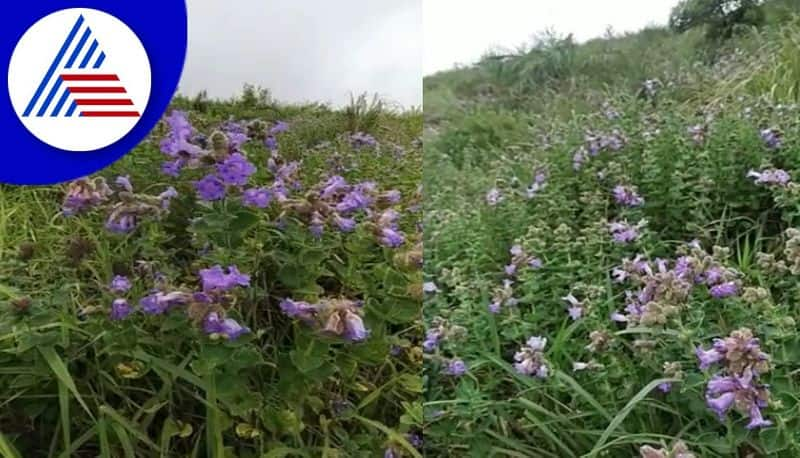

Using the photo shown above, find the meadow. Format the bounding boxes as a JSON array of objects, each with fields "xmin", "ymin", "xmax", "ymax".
[
  {"xmin": 0, "ymin": 90, "xmax": 423, "ymax": 457},
  {"xmin": 423, "ymin": 1, "xmax": 800, "ymax": 456}
]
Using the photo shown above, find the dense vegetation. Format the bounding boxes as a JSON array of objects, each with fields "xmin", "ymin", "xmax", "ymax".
[
  {"xmin": 424, "ymin": 1, "xmax": 800, "ymax": 456},
  {"xmin": 0, "ymin": 91, "xmax": 423, "ymax": 457}
]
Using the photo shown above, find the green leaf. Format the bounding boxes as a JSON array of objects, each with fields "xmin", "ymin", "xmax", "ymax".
[
  {"xmin": 38, "ymin": 346, "xmax": 94, "ymax": 419},
  {"xmin": 0, "ymin": 431, "xmax": 22, "ymax": 458}
]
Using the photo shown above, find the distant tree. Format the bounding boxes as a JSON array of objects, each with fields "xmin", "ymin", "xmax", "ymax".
[{"xmin": 669, "ymin": 0, "xmax": 766, "ymax": 40}]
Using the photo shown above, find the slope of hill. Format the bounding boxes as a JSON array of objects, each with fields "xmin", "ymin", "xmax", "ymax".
[{"xmin": 424, "ymin": 2, "xmax": 800, "ymax": 456}]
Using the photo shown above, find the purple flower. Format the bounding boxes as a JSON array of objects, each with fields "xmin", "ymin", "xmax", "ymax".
[
  {"xmin": 567, "ymin": 306, "xmax": 583, "ymax": 320},
  {"xmin": 158, "ymin": 187, "xmax": 178, "ymax": 208},
  {"xmin": 264, "ymin": 135, "xmax": 278, "ymax": 151},
  {"xmin": 226, "ymin": 132, "xmax": 248, "ymax": 151},
  {"xmin": 563, "ymin": 294, "xmax": 584, "ymax": 320},
  {"xmin": 343, "ymin": 311, "xmax": 369, "ymax": 341},
  {"xmin": 62, "ymin": 178, "xmax": 112, "ymax": 216},
  {"xmin": 747, "ymin": 168, "xmax": 791, "ymax": 187},
  {"xmin": 746, "ymin": 404, "xmax": 773, "ymax": 429},
  {"xmin": 696, "ymin": 346, "xmax": 725, "ymax": 370},
  {"xmin": 706, "ymin": 391, "xmax": 736, "ymax": 420},
  {"xmin": 657, "ymin": 382, "xmax": 672, "ymax": 393},
  {"xmin": 707, "ymin": 375, "xmax": 738, "ymax": 394},
  {"xmin": 612, "ymin": 184, "xmax": 644, "ymax": 207},
  {"xmin": 309, "ymin": 213, "xmax": 325, "ymax": 238},
  {"xmin": 321, "ymin": 175, "xmax": 348, "ymax": 199},
  {"xmin": 504, "ymin": 264, "xmax": 517, "ymax": 277},
  {"xmin": 407, "ymin": 432, "xmax": 423, "ymax": 449},
  {"xmin": 423, "ymin": 328, "xmax": 442, "ymax": 352},
  {"xmin": 332, "ymin": 214, "xmax": 357, "ymax": 233},
  {"xmin": 528, "ymin": 258, "xmax": 543, "ymax": 269},
  {"xmin": 336, "ymin": 189, "xmax": 372, "ymax": 214},
  {"xmin": 199, "ymin": 265, "xmax": 251, "ymax": 292},
  {"xmin": 710, "ymin": 281, "xmax": 739, "ymax": 298},
  {"xmin": 444, "ymin": 358, "xmax": 467, "ymax": 376},
  {"xmin": 110, "ymin": 298, "xmax": 132, "ymax": 321},
  {"xmin": 105, "ymin": 212, "xmax": 137, "ymax": 234},
  {"xmin": 350, "ymin": 131, "xmax": 378, "ymax": 148},
  {"xmin": 195, "ymin": 175, "xmax": 226, "ymax": 201},
  {"xmin": 269, "ymin": 121, "xmax": 289, "ymax": 135},
  {"xmin": 115, "ymin": 175, "xmax": 133, "ymax": 192},
  {"xmin": 160, "ymin": 111, "xmax": 203, "ymax": 159},
  {"xmin": 161, "ymin": 159, "xmax": 184, "ymax": 177},
  {"xmin": 381, "ymin": 190, "xmax": 402, "ymax": 204},
  {"xmin": 110, "ymin": 275, "xmax": 132, "ymax": 293},
  {"xmin": 242, "ymin": 187, "xmax": 272, "ymax": 208},
  {"xmin": 216, "ymin": 153, "xmax": 256, "ymax": 186},
  {"xmin": 139, "ymin": 291, "xmax": 188, "ymax": 315},
  {"xmin": 760, "ymin": 128, "xmax": 782, "ymax": 149},
  {"xmin": 488, "ymin": 301, "xmax": 501, "ymax": 314},
  {"xmin": 609, "ymin": 220, "xmax": 643, "ymax": 244},
  {"xmin": 514, "ymin": 336, "xmax": 549, "ymax": 378},
  {"xmin": 203, "ymin": 312, "xmax": 250, "ymax": 340},
  {"xmin": 378, "ymin": 227, "xmax": 405, "ymax": 248},
  {"xmin": 279, "ymin": 298, "xmax": 317, "ymax": 322}
]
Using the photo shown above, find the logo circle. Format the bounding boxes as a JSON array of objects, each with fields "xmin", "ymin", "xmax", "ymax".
[{"xmin": 8, "ymin": 8, "xmax": 151, "ymax": 152}]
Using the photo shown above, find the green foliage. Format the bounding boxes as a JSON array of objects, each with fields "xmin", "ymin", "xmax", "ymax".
[
  {"xmin": 0, "ymin": 93, "xmax": 422, "ymax": 456},
  {"xmin": 424, "ymin": 3, "xmax": 800, "ymax": 457}
]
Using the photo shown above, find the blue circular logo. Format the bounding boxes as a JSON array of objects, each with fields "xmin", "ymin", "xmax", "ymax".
[{"xmin": 2, "ymin": 1, "xmax": 187, "ymax": 185}]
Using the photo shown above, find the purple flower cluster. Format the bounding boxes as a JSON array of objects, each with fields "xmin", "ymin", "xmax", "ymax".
[
  {"xmin": 696, "ymin": 328, "xmax": 772, "ymax": 429},
  {"xmin": 444, "ymin": 358, "xmax": 467, "ymax": 376},
  {"xmin": 284, "ymin": 174, "xmax": 405, "ymax": 245},
  {"xmin": 62, "ymin": 177, "xmax": 113, "ymax": 216},
  {"xmin": 513, "ymin": 336, "xmax": 549, "ymax": 378},
  {"xmin": 375, "ymin": 209, "xmax": 406, "ymax": 248},
  {"xmin": 159, "ymin": 111, "xmax": 298, "ymax": 205},
  {"xmin": 203, "ymin": 311, "xmax": 249, "ymax": 340},
  {"xmin": 602, "ymin": 101, "xmax": 620, "ymax": 120},
  {"xmin": 105, "ymin": 181, "xmax": 178, "ymax": 234},
  {"xmin": 350, "ymin": 131, "xmax": 378, "ymax": 149},
  {"xmin": 610, "ymin": 244, "xmax": 743, "ymax": 325},
  {"xmin": 264, "ymin": 120, "xmax": 289, "ymax": 151},
  {"xmin": 573, "ymin": 129, "xmax": 628, "ymax": 171},
  {"xmin": 159, "ymin": 111, "xmax": 204, "ymax": 174},
  {"xmin": 108, "ymin": 266, "xmax": 251, "ymax": 341},
  {"xmin": 488, "ymin": 279, "xmax": 518, "ymax": 314},
  {"xmin": 747, "ymin": 168, "xmax": 791, "ymax": 187},
  {"xmin": 423, "ymin": 325, "xmax": 444, "ymax": 352},
  {"xmin": 504, "ymin": 244, "xmax": 542, "ymax": 277},
  {"xmin": 62, "ymin": 176, "xmax": 177, "ymax": 234},
  {"xmin": 612, "ymin": 184, "xmax": 644, "ymax": 207},
  {"xmin": 199, "ymin": 265, "xmax": 251, "ymax": 292},
  {"xmin": 280, "ymin": 297, "xmax": 369, "ymax": 342},
  {"xmin": 760, "ymin": 128, "xmax": 782, "ymax": 149},
  {"xmin": 525, "ymin": 167, "xmax": 549, "ymax": 199},
  {"xmin": 608, "ymin": 219, "xmax": 646, "ymax": 244}
]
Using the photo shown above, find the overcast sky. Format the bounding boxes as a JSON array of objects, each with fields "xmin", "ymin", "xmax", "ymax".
[
  {"xmin": 179, "ymin": 0, "xmax": 422, "ymax": 107},
  {"xmin": 424, "ymin": 0, "xmax": 682, "ymax": 75}
]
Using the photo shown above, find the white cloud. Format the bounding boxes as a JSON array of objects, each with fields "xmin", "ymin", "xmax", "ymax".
[
  {"xmin": 180, "ymin": 0, "xmax": 422, "ymax": 107},
  {"xmin": 424, "ymin": 0, "xmax": 681, "ymax": 75}
]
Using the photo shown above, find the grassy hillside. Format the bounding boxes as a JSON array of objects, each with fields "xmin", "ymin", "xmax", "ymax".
[
  {"xmin": 0, "ymin": 92, "xmax": 423, "ymax": 457},
  {"xmin": 424, "ymin": 2, "xmax": 800, "ymax": 456}
]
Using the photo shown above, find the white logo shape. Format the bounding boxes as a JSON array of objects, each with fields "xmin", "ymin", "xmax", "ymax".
[{"xmin": 8, "ymin": 8, "xmax": 151, "ymax": 152}]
